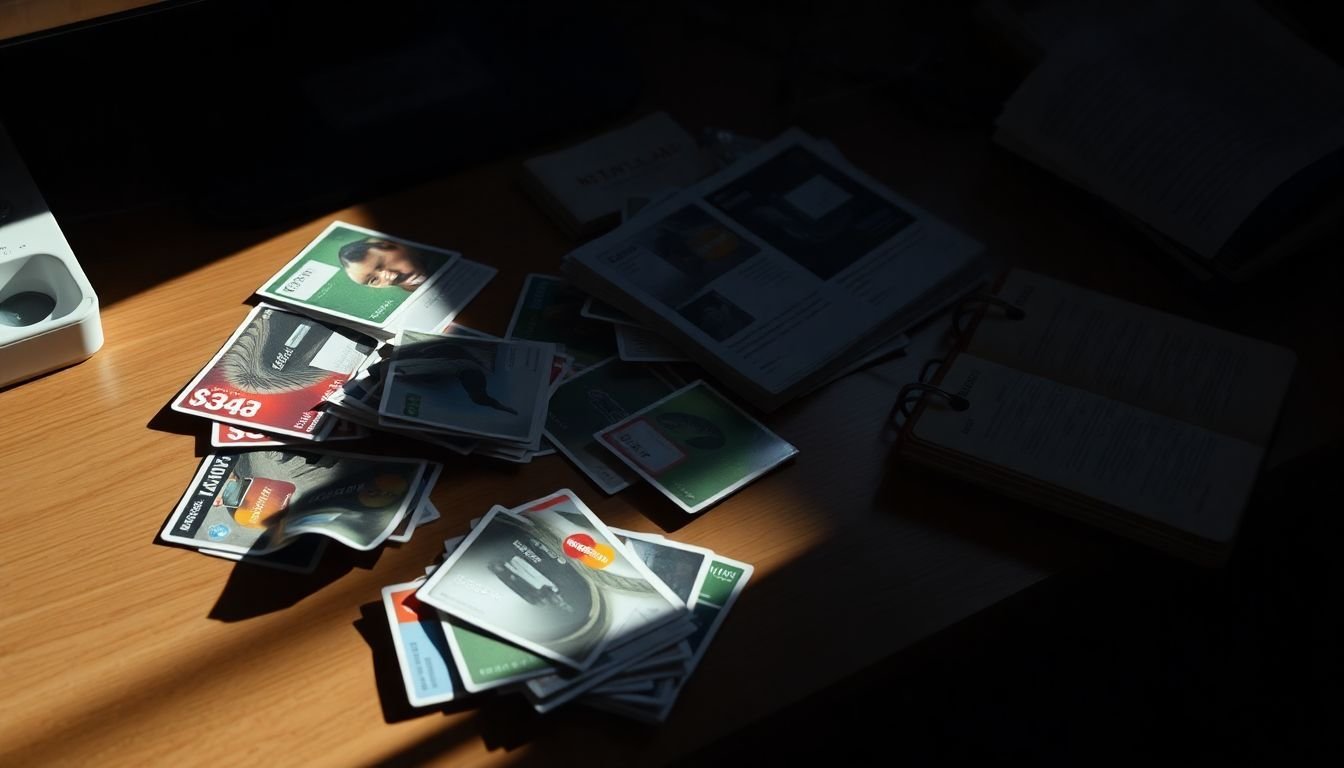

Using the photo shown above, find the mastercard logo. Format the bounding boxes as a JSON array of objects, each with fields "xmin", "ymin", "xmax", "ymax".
[{"xmin": 562, "ymin": 533, "xmax": 614, "ymax": 570}]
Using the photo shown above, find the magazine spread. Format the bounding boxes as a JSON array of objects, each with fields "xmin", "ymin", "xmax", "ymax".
[{"xmin": 562, "ymin": 128, "xmax": 983, "ymax": 410}]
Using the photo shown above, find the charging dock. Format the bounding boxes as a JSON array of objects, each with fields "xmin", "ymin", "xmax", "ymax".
[{"xmin": 1, "ymin": 123, "xmax": 103, "ymax": 389}]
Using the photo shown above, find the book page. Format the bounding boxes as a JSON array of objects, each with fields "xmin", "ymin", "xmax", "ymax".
[
  {"xmin": 966, "ymin": 269, "xmax": 1294, "ymax": 446},
  {"xmin": 563, "ymin": 128, "xmax": 982, "ymax": 396},
  {"xmin": 994, "ymin": 0, "xmax": 1344, "ymax": 258},
  {"xmin": 914, "ymin": 355, "xmax": 1262, "ymax": 544}
]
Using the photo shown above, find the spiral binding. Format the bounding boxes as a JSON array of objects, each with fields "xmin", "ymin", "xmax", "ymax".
[
  {"xmin": 887, "ymin": 292, "xmax": 1025, "ymax": 431},
  {"xmin": 887, "ymin": 382, "xmax": 970, "ymax": 429},
  {"xmin": 952, "ymin": 293, "xmax": 1026, "ymax": 340}
]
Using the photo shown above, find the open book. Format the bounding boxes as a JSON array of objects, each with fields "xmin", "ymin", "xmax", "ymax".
[
  {"xmin": 992, "ymin": 0, "xmax": 1344, "ymax": 282},
  {"xmin": 562, "ymin": 128, "xmax": 985, "ymax": 412},
  {"xmin": 896, "ymin": 269, "xmax": 1296, "ymax": 564}
]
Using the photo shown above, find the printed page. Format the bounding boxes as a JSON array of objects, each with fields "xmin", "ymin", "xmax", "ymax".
[
  {"xmin": 914, "ymin": 355, "xmax": 1262, "ymax": 543},
  {"xmin": 523, "ymin": 112, "xmax": 714, "ymax": 231},
  {"xmin": 966, "ymin": 270, "xmax": 1294, "ymax": 445},
  {"xmin": 564, "ymin": 128, "xmax": 982, "ymax": 395},
  {"xmin": 995, "ymin": 0, "xmax": 1344, "ymax": 258}
]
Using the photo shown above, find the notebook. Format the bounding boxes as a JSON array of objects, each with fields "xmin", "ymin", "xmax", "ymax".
[
  {"xmin": 894, "ymin": 268, "xmax": 1296, "ymax": 564},
  {"xmin": 990, "ymin": 0, "xmax": 1344, "ymax": 282},
  {"xmin": 522, "ymin": 112, "xmax": 715, "ymax": 238}
]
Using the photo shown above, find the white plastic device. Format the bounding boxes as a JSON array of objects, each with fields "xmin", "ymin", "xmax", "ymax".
[{"xmin": 0, "ymin": 121, "xmax": 104, "ymax": 389}]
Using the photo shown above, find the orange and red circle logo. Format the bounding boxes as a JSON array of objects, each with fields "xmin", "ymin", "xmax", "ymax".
[
  {"xmin": 563, "ymin": 533, "xmax": 614, "ymax": 570},
  {"xmin": 358, "ymin": 473, "xmax": 410, "ymax": 508}
]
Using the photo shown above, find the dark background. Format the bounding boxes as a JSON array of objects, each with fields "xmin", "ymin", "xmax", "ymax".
[
  {"xmin": 3, "ymin": 0, "xmax": 1341, "ymax": 762},
  {"xmin": 9, "ymin": 0, "xmax": 1332, "ymax": 232}
]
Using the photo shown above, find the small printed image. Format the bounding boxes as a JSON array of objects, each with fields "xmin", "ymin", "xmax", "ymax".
[
  {"xmin": 651, "ymin": 410, "xmax": 727, "ymax": 450},
  {"xmin": 211, "ymin": 472, "xmax": 296, "ymax": 529},
  {"xmin": 611, "ymin": 206, "xmax": 760, "ymax": 308},
  {"xmin": 706, "ymin": 146, "xmax": 914, "ymax": 280},
  {"xmin": 544, "ymin": 359, "xmax": 681, "ymax": 494},
  {"xmin": 394, "ymin": 336, "xmax": 517, "ymax": 416},
  {"xmin": 381, "ymin": 332, "xmax": 553, "ymax": 443},
  {"xmin": 619, "ymin": 536, "xmax": 709, "ymax": 606},
  {"xmin": 676, "ymin": 290, "xmax": 754, "ymax": 342}
]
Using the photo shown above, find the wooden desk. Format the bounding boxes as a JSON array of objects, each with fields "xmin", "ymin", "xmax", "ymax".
[
  {"xmin": 0, "ymin": 151, "xmax": 1080, "ymax": 765},
  {"xmin": 0, "ymin": 0, "xmax": 163, "ymax": 41},
  {"xmin": 3, "ymin": 9, "xmax": 1341, "ymax": 768}
]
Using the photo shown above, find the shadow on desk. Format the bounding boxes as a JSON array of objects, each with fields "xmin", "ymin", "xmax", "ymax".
[
  {"xmin": 206, "ymin": 547, "xmax": 379, "ymax": 622},
  {"xmin": 675, "ymin": 440, "xmax": 1344, "ymax": 764}
]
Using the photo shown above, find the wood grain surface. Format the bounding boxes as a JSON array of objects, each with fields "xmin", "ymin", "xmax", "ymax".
[
  {"xmin": 0, "ymin": 0, "xmax": 163, "ymax": 40},
  {"xmin": 0, "ymin": 153, "xmax": 1076, "ymax": 766},
  {"xmin": 3, "ymin": 8, "xmax": 1341, "ymax": 767}
]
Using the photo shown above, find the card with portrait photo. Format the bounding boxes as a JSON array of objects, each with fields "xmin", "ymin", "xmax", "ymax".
[{"xmin": 255, "ymin": 221, "xmax": 460, "ymax": 335}]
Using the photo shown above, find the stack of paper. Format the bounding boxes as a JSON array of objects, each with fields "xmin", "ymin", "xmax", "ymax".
[
  {"xmin": 561, "ymin": 127, "xmax": 985, "ymax": 412},
  {"xmin": 991, "ymin": 0, "xmax": 1344, "ymax": 281},
  {"xmin": 521, "ymin": 112, "xmax": 715, "ymax": 238}
]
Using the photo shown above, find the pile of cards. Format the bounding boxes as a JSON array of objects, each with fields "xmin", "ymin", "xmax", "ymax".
[
  {"xmin": 507, "ymin": 274, "xmax": 800, "ymax": 511},
  {"xmin": 172, "ymin": 302, "xmax": 378, "ymax": 445},
  {"xmin": 158, "ymin": 448, "xmax": 443, "ymax": 571},
  {"xmin": 548, "ymin": 371, "xmax": 799, "ymax": 513},
  {"xmin": 381, "ymin": 489, "xmax": 753, "ymax": 721},
  {"xmin": 164, "ymin": 217, "xmax": 801, "ymax": 575},
  {"xmin": 320, "ymin": 326, "xmax": 569, "ymax": 464},
  {"xmin": 170, "ymin": 221, "xmax": 500, "ymax": 450}
]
